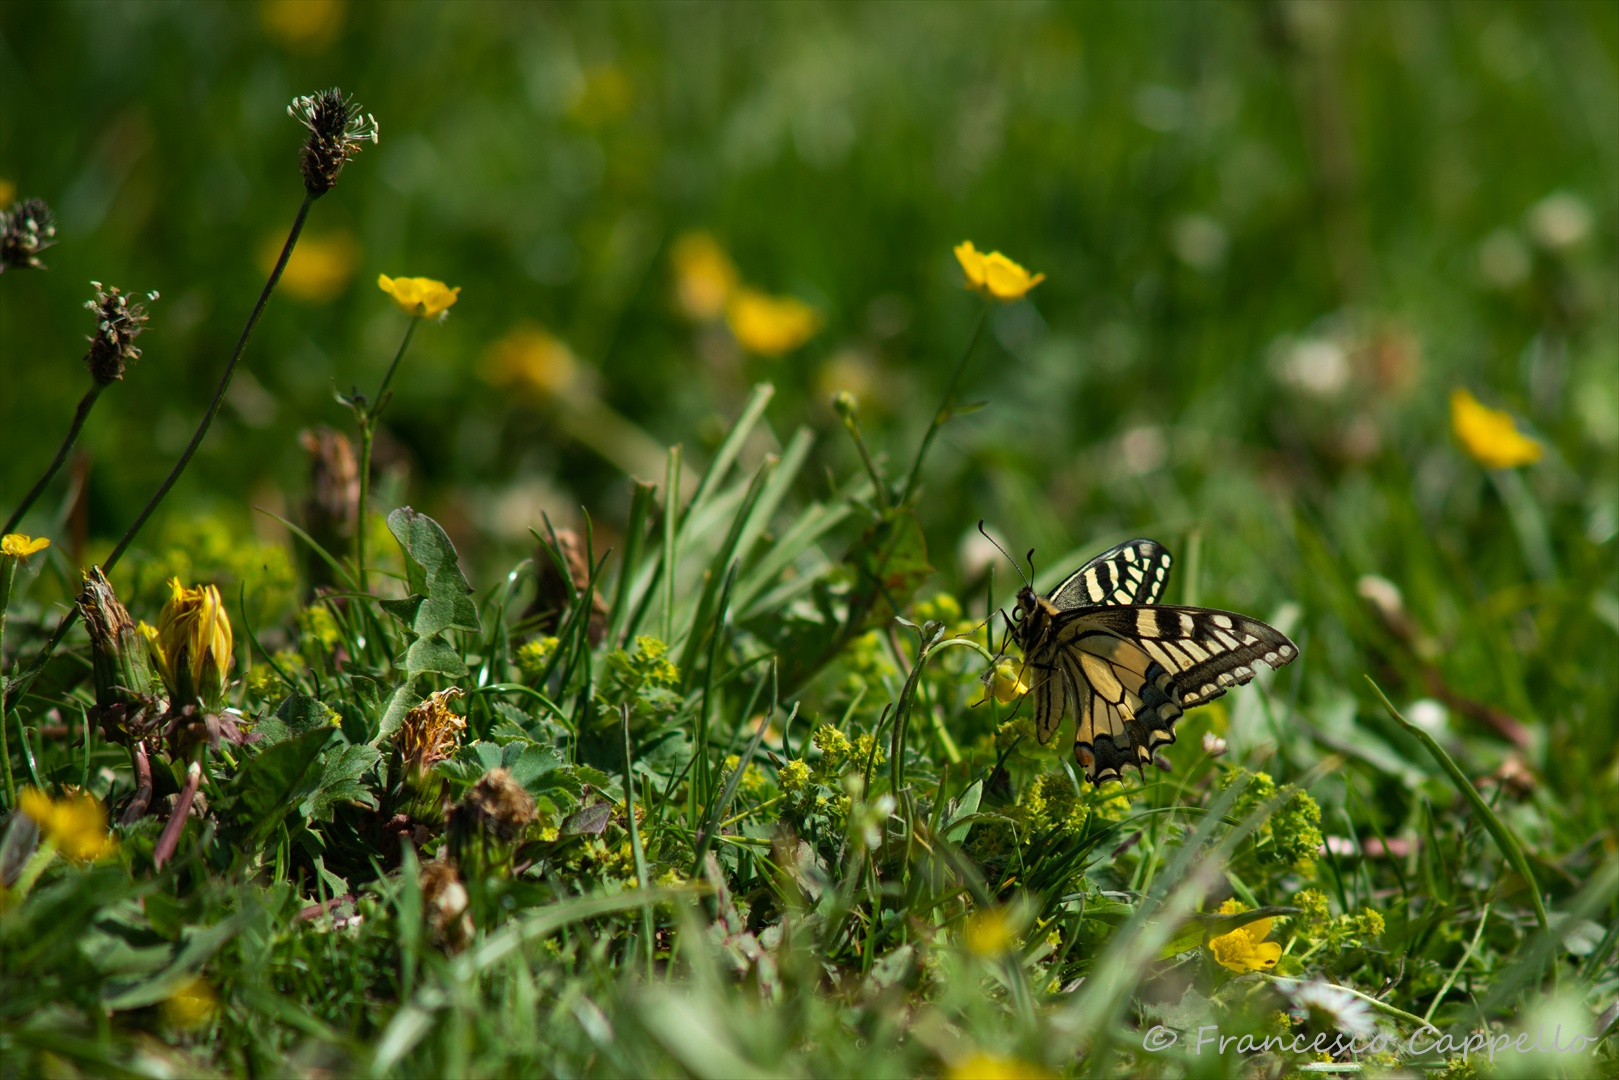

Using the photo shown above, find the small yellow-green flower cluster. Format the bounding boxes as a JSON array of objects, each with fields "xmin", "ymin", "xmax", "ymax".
[
  {"xmin": 1221, "ymin": 768, "xmax": 1323, "ymax": 875},
  {"xmin": 296, "ymin": 604, "xmax": 341, "ymax": 660},
  {"xmin": 1017, "ymin": 772, "xmax": 1089, "ymax": 836},
  {"xmin": 516, "ymin": 636, "xmax": 560, "ymax": 681},
  {"xmin": 721, "ymin": 754, "xmax": 774, "ymax": 802},
  {"xmin": 1290, "ymin": 887, "xmax": 1385, "ymax": 954},
  {"xmin": 839, "ymin": 630, "xmax": 898, "ymax": 705},
  {"xmin": 243, "ymin": 650, "xmax": 298, "ymax": 701},
  {"xmin": 777, "ymin": 758, "xmax": 812, "ymax": 795}
]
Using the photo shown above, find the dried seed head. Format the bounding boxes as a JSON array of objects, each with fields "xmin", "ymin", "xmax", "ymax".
[
  {"xmin": 527, "ymin": 529, "xmax": 607, "ymax": 645},
  {"xmin": 299, "ymin": 426, "xmax": 359, "ymax": 545},
  {"xmin": 396, "ymin": 687, "xmax": 466, "ymax": 778},
  {"xmin": 448, "ymin": 767, "xmax": 536, "ymax": 877},
  {"xmin": 0, "ymin": 198, "xmax": 57, "ymax": 272},
  {"xmin": 83, "ymin": 281, "xmax": 158, "ymax": 385},
  {"xmin": 78, "ymin": 566, "xmax": 164, "ymax": 725},
  {"xmin": 420, "ymin": 859, "xmax": 472, "ymax": 951},
  {"xmin": 288, "ymin": 87, "xmax": 378, "ymax": 197}
]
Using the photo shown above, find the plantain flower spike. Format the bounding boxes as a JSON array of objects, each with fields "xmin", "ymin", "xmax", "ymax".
[
  {"xmin": 289, "ymin": 87, "xmax": 378, "ymax": 197},
  {"xmin": 142, "ymin": 578, "xmax": 234, "ymax": 710},
  {"xmin": 83, "ymin": 282, "xmax": 158, "ymax": 385},
  {"xmin": 0, "ymin": 198, "xmax": 57, "ymax": 273}
]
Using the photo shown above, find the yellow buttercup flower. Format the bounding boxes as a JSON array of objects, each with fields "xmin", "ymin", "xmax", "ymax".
[
  {"xmin": 144, "ymin": 579, "xmax": 234, "ymax": 709},
  {"xmin": 161, "ymin": 974, "xmax": 218, "ymax": 1028},
  {"xmin": 947, "ymin": 1053, "xmax": 1055, "ymax": 1080},
  {"xmin": 954, "ymin": 241, "xmax": 1046, "ymax": 301},
  {"xmin": 377, "ymin": 274, "xmax": 461, "ymax": 319},
  {"xmin": 671, "ymin": 231, "xmax": 739, "ymax": 321},
  {"xmin": 2, "ymin": 534, "xmax": 50, "ymax": 558},
  {"xmin": 1450, "ymin": 388, "xmax": 1542, "ymax": 469},
  {"xmin": 963, "ymin": 906, "xmax": 1024, "ymax": 957},
  {"xmin": 266, "ymin": 230, "xmax": 358, "ymax": 302},
  {"xmin": 482, "ymin": 324, "xmax": 580, "ymax": 400},
  {"xmin": 725, "ymin": 288, "xmax": 821, "ymax": 357},
  {"xmin": 18, "ymin": 788, "xmax": 118, "ymax": 862},
  {"xmin": 972, "ymin": 659, "xmax": 1030, "ymax": 706},
  {"xmin": 1207, "ymin": 899, "xmax": 1283, "ymax": 973}
]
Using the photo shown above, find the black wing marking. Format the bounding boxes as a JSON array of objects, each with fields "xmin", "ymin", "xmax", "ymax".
[
  {"xmin": 1028, "ymin": 604, "xmax": 1298, "ymax": 784},
  {"xmin": 1046, "ymin": 539, "xmax": 1173, "ymax": 611}
]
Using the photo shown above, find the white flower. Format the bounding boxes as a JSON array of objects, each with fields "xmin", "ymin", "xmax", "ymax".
[{"xmin": 1290, "ymin": 980, "xmax": 1376, "ymax": 1039}]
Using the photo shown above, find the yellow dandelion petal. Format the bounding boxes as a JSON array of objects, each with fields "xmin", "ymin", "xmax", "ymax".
[
  {"xmin": 378, "ymin": 274, "xmax": 461, "ymax": 319},
  {"xmin": 725, "ymin": 288, "xmax": 821, "ymax": 357},
  {"xmin": 671, "ymin": 231, "xmax": 739, "ymax": 321},
  {"xmin": 947, "ymin": 1052, "xmax": 1056, "ymax": 1080},
  {"xmin": 152, "ymin": 579, "xmax": 234, "ymax": 709},
  {"xmin": 963, "ymin": 907, "xmax": 1019, "ymax": 957},
  {"xmin": 1450, "ymin": 388, "xmax": 1542, "ymax": 468},
  {"xmin": 19, "ymin": 788, "xmax": 117, "ymax": 862},
  {"xmin": 1, "ymin": 534, "xmax": 51, "ymax": 558}
]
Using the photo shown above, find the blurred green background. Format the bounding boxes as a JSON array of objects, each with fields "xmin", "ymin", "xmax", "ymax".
[{"xmin": 1, "ymin": 0, "xmax": 1614, "ymax": 622}]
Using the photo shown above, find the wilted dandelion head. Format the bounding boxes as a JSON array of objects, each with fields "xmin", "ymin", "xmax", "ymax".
[
  {"xmin": 0, "ymin": 198, "xmax": 57, "ymax": 272},
  {"xmin": 458, "ymin": 768, "xmax": 537, "ymax": 844},
  {"xmin": 397, "ymin": 687, "xmax": 467, "ymax": 775},
  {"xmin": 82, "ymin": 281, "xmax": 158, "ymax": 385},
  {"xmin": 288, "ymin": 87, "xmax": 377, "ymax": 196},
  {"xmin": 420, "ymin": 858, "xmax": 472, "ymax": 951}
]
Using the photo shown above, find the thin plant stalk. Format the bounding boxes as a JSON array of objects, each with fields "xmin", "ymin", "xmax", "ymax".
[
  {"xmin": 356, "ymin": 316, "xmax": 419, "ymax": 594},
  {"xmin": 3, "ymin": 383, "xmax": 104, "ymax": 536},
  {"xmin": 898, "ymin": 301, "xmax": 989, "ymax": 507},
  {"xmin": 2, "ymin": 193, "xmax": 316, "ymax": 717}
]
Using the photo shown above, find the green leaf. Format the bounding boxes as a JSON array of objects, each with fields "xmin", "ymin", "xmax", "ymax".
[
  {"xmin": 102, "ymin": 912, "xmax": 252, "ymax": 1010},
  {"xmin": 943, "ymin": 779, "xmax": 982, "ymax": 843},
  {"xmin": 844, "ymin": 508, "xmax": 932, "ymax": 631},
  {"xmin": 403, "ymin": 634, "xmax": 468, "ymax": 678},
  {"xmin": 300, "ymin": 742, "xmax": 382, "ymax": 822},
  {"xmin": 235, "ymin": 727, "xmax": 334, "ymax": 841},
  {"xmin": 254, "ymin": 692, "xmax": 332, "ymax": 746},
  {"xmin": 386, "ymin": 507, "xmax": 480, "ymax": 636}
]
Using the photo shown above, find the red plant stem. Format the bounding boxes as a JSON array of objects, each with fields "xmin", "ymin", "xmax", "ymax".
[
  {"xmin": 153, "ymin": 759, "xmax": 201, "ymax": 869},
  {"xmin": 120, "ymin": 740, "xmax": 153, "ymax": 826}
]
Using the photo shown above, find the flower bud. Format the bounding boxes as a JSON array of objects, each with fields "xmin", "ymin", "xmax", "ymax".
[
  {"xmin": 78, "ymin": 567, "xmax": 164, "ymax": 736},
  {"xmin": 144, "ymin": 578, "xmax": 234, "ymax": 710},
  {"xmin": 832, "ymin": 390, "xmax": 859, "ymax": 420},
  {"xmin": 447, "ymin": 768, "xmax": 536, "ymax": 879}
]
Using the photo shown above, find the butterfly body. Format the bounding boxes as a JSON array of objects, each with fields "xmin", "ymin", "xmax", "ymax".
[{"xmin": 1006, "ymin": 539, "xmax": 1297, "ymax": 784}]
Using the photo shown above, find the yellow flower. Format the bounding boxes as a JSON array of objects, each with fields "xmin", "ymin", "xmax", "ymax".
[
  {"xmin": 1, "ymin": 534, "xmax": 50, "ymax": 558},
  {"xmin": 18, "ymin": 788, "xmax": 118, "ymax": 862},
  {"xmin": 145, "ymin": 578, "xmax": 234, "ymax": 709},
  {"xmin": 0, "ymin": 179, "xmax": 15, "ymax": 205},
  {"xmin": 265, "ymin": 230, "xmax": 358, "ymax": 302},
  {"xmin": 963, "ymin": 906, "xmax": 1024, "ymax": 957},
  {"xmin": 947, "ymin": 1053, "xmax": 1055, "ymax": 1080},
  {"xmin": 1207, "ymin": 899, "xmax": 1283, "ymax": 973},
  {"xmin": 972, "ymin": 659, "xmax": 1030, "ymax": 706},
  {"xmin": 161, "ymin": 974, "xmax": 217, "ymax": 1028},
  {"xmin": 954, "ymin": 241, "xmax": 1046, "ymax": 301},
  {"xmin": 377, "ymin": 274, "xmax": 461, "ymax": 319},
  {"xmin": 671, "ymin": 231, "xmax": 739, "ymax": 321},
  {"xmin": 1450, "ymin": 388, "xmax": 1542, "ymax": 468},
  {"xmin": 725, "ymin": 288, "xmax": 821, "ymax": 357},
  {"xmin": 482, "ymin": 324, "xmax": 580, "ymax": 400}
]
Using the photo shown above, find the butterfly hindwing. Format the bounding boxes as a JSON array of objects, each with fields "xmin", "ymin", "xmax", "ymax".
[{"xmin": 1046, "ymin": 538, "xmax": 1172, "ymax": 610}]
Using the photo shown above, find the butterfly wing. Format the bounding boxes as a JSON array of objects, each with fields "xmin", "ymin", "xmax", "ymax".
[
  {"xmin": 1046, "ymin": 539, "xmax": 1173, "ymax": 610},
  {"xmin": 1040, "ymin": 604, "xmax": 1298, "ymax": 784}
]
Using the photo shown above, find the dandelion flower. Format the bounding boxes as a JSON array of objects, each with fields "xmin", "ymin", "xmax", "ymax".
[
  {"xmin": 972, "ymin": 658, "xmax": 1030, "ymax": 706},
  {"xmin": 725, "ymin": 288, "xmax": 820, "ymax": 357},
  {"xmin": 671, "ymin": 231, "xmax": 738, "ymax": 321},
  {"xmin": 1450, "ymin": 388, "xmax": 1541, "ymax": 468},
  {"xmin": 963, "ymin": 906, "xmax": 1021, "ymax": 957},
  {"xmin": 396, "ymin": 687, "xmax": 467, "ymax": 779},
  {"xmin": 2, "ymin": 534, "xmax": 50, "ymax": 558},
  {"xmin": 378, "ymin": 274, "xmax": 460, "ymax": 319},
  {"xmin": 144, "ymin": 578, "xmax": 234, "ymax": 710},
  {"xmin": 18, "ymin": 788, "xmax": 118, "ymax": 862},
  {"xmin": 1207, "ymin": 899, "xmax": 1283, "ymax": 973},
  {"xmin": 954, "ymin": 241, "xmax": 1045, "ymax": 301}
]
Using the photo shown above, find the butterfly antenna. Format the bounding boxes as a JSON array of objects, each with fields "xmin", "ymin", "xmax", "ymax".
[
  {"xmin": 976, "ymin": 520, "xmax": 1031, "ymax": 590},
  {"xmin": 1025, "ymin": 548, "xmax": 1037, "ymax": 583}
]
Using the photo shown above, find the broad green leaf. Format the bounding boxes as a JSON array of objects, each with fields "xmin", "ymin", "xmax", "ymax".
[
  {"xmin": 300, "ymin": 742, "xmax": 383, "ymax": 822},
  {"xmin": 403, "ymin": 634, "xmax": 468, "ymax": 678},
  {"xmin": 386, "ymin": 507, "xmax": 480, "ymax": 636},
  {"xmin": 253, "ymin": 692, "xmax": 332, "ymax": 746},
  {"xmin": 235, "ymin": 727, "xmax": 334, "ymax": 841}
]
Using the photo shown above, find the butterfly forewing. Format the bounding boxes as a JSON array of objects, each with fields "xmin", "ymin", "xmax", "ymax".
[
  {"xmin": 1074, "ymin": 606, "xmax": 1298, "ymax": 709},
  {"xmin": 1046, "ymin": 538, "xmax": 1172, "ymax": 610}
]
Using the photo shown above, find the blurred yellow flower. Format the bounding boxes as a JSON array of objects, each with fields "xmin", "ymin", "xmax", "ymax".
[
  {"xmin": 2, "ymin": 534, "xmax": 50, "ymax": 558},
  {"xmin": 1207, "ymin": 899, "xmax": 1282, "ymax": 973},
  {"xmin": 954, "ymin": 241, "xmax": 1046, "ymax": 301},
  {"xmin": 1450, "ymin": 388, "xmax": 1542, "ymax": 468},
  {"xmin": 947, "ymin": 1052, "xmax": 1055, "ymax": 1080},
  {"xmin": 671, "ymin": 231, "xmax": 739, "ymax": 321},
  {"xmin": 568, "ymin": 64, "xmax": 635, "ymax": 126},
  {"xmin": 378, "ymin": 274, "xmax": 461, "ymax": 319},
  {"xmin": 264, "ymin": 230, "xmax": 358, "ymax": 302},
  {"xmin": 482, "ymin": 324, "xmax": 580, "ymax": 400},
  {"xmin": 0, "ymin": 179, "xmax": 15, "ymax": 205},
  {"xmin": 162, "ymin": 974, "xmax": 218, "ymax": 1028},
  {"xmin": 963, "ymin": 906, "xmax": 1023, "ymax": 957},
  {"xmin": 260, "ymin": 0, "xmax": 345, "ymax": 52},
  {"xmin": 972, "ymin": 659, "xmax": 1030, "ymax": 707},
  {"xmin": 18, "ymin": 788, "xmax": 117, "ymax": 862},
  {"xmin": 144, "ymin": 579, "xmax": 234, "ymax": 709},
  {"xmin": 725, "ymin": 288, "xmax": 820, "ymax": 357}
]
